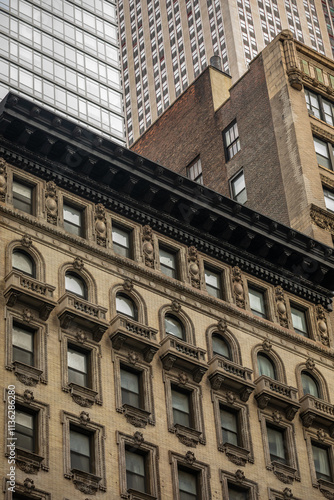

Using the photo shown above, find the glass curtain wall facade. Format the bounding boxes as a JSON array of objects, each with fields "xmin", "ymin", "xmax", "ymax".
[{"xmin": 0, "ymin": 0, "xmax": 125, "ymax": 144}]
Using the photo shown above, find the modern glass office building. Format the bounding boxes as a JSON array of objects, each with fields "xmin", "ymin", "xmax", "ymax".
[{"xmin": 0, "ymin": 0, "xmax": 125, "ymax": 144}]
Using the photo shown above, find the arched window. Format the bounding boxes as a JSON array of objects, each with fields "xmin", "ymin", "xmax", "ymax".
[
  {"xmin": 301, "ymin": 371, "xmax": 320, "ymax": 398},
  {"xmin": 165, "ymin": 314, "xmax": 185, "ymax": 340},
  {"xmin": 257, "ymin": 353, "xmax": 276, "ymax": 379},
  {"xmin": 12, "ymin": 250, "xmax": 35, "ymax": 277},
  {"xmin": 116, "ymin": 293, "xmax": 137, "ymax": 320},
  {"xmin": 212, "ymin": 334, "xmax": 230, "ymax": 359},
  {"xmin": 65, "ymin": 272, "xmax": 87, "ymax": 299}
]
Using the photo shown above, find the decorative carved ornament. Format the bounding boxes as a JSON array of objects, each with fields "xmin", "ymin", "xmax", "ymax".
[
  {"xmin": 262, "ymin": 339, "xmax": 272, "ymax": 351},
  {"xmin": 79, "ymin": 411, "xmax": 90, "ymax": 425},
  {"xmin": 282, "ymin": 30, "xmax": 302, "ymax": 90},
  {"xmin": 171, "ymin": 299, "xmax": 181, "ymax": 312},
  {"xmin": 0, "ymin": 157, "xmax": 7, "ymax": 201},
  {"xmin": 23, "ymin": 390, "xmax": 34, "ymax": 403},
  {"xmin": 188, "ymin": 246, "xmax": 200, "ymax": 289},
  {"xmin": 306, "ymin": 357, "xmax": 315, "ymax": 370},
  {"xmin": 95, "ymin": 203, "xmax": 107, "ymax": 247},
  {"xmin": 185, "ymin": 451, "xmax": 196, "ymax": 464},
  {"xmin": 21, "ymin": 234, "xmax": 32, "ymax": 247},
  {"xmin": 232, "ymin": 267, "xmax": 245, "ymax": 309},
  {"xmin": 142, "ymin": 225, "xmax": 155, "ymax": 268},
  {"xmin": 133, "ymin": 431, "xmax": 144, "ymax": 445},
  {"xmin": 275, "ymin": 286, "xmax": 289, "ymax": 328},
  {"xmin": 217, "ymin": 319, "xmax": 227, "ymax": 332},
  {"xmin": 311, "ymin": 123, "xmax": 334, "ymax": 144},
  {"xmin": 316, "ymin": 305, "xmax": 329, "ymax": 346},
  {"xmin": 234, "ymin": 469, "xmax": 245, "ymax": 482},
  {"xmin": 45, "ymin": 181, "xmax": 58, "ymax": 225},
  {"xmin": 73, "ymin": 257, "xmax": 84, "ymax": 270},
  {"xmin": 23, "ymin": 308, "xmax": 34, "ymax": 323},
  {"xmin": 321, "ymin": 174, "xmax": 334, "ymax": 191},
  {"xmin": 310, "ymin": 204, "xmax": 334, "ymax": 235},
  {"xmin": 123, "ymin": 278, "xmax": 134, "ymax": 292},
  {"xmin": 283, "ymin": 487, "xmax": 293, "ymax": 499},
  {"xmin": 23, "ymin": 477, "xmax": 35, "ymax": 490}
]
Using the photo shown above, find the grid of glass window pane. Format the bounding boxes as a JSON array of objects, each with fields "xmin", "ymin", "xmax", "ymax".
[
  {"xmin": 63, "ymin": 204, "xmax": 82, "ymax": 236},
  {"xmin": 258, "ymin": 0, "xmax": 282, "ymax": 46},
  {"xmin": 212, "ymin": 335, "xmax": 230, "ymax": 358},
  {"xmin": 305, "ymin": 89, "xmax": 334, "ymax": 125},
  {"xmin": 12, "ymin": 180, "xmax": 32, "ymax": 214},
  {"xmin": 12, "ymin": 324, "xmax": 34, "ymax": 366},
  {"xmin": 301, "ymin": 371, "xmax": 319, "ymax": 397},
  {"xmin": 314, "ymin": 137, "xmax": 332, "ymax": 169},
  {"xmin": 112, "ymin": 225, "xmax": 131, "ymax": 258},
  {"xmin": 121, "ymin": 367, "xmax": 141, "ymax": 408},
  {"xmin": 324, "ymin": 188, "xmax": 334, "ymax": 212},
  {"xmin": 12, "ymin": 250, "xmax": 34, "ymax": 276},
  {"xmin": 16, "ymin": 410, "xmax": 35, "ymax": 452},
  {"xmin": 236, "ymin": 0, "xmax": 258, "ymax": 64},
  {"xmin": 187, "ymin": 158, "xmax": 203, "ymax": 184},
  {"xmin": 248, "ymin": 287, "xmax": 266, "ymax": 318},
  {"xmin": 159, "ymin": 247, "xmax": 177, "ymax": 279},
  {"xmin": 290, "ymin": 305, "xmax": 308, "ymax": 336},
  {"xmin": 178, "ymin": 468, "xmax": 197, "ymax": 500},
  {"xmin": 228, "ymin": 484, "xmax": 249, "ymax": 500},
  {"xmin": 207, "ymin": 0, "xmax": 230, "ymax": 73},
  {"xmin": 267, "ymin": 425, "xmax": 286, "ymax": 463},
  {"xmin": 257, "ymin": 353, "xmax": 276, "ymax": 379},
  {"xmin": 0, "ymin": 1, "xmax": 124, "ymax": 142},
  {"xmin": 172, "ymin": 388, "xmax": 191, "ymax": 427},
  {"xmin": 231, "ymin": 171, "xmax": 247, "ymax": 204},
  {"xmin": 312, "ymin": 443, "xmax": 332, "ymax": 480},
  {"xmin": 70, "ymin": 428, "xmax": 91, "ymax": 473},
  {"xmin": 225, "ymin": 122, "xmax": 241, "ymax": 160},
  {"xmin": 116, "ymin": 294, "xmax": 136, "ymax": 318},
  {"xmin": 205, "ymin": 267, "xmax": 222, "ymax": 298},
  {"xmin": 220, "ymin": 408, "xmax": 239, "ymax": 445},
  {"xmin": 284, "ymin": 0, "xmax": 304, "ymax": 43},
  {"xmin": 303, "ymin": 0, "xmax": 325, "ymax": 54},
  {"xmin": 68, "ymin": 347, "xmax": 88, "ymax": 387},
  {"xmin": 165, "ymin": 315, "xmax": 184, "ymax": 339},
  {"xmin": 126, "ymin": 450, "xmax": 146, "ymax": 492},
  {"xmin": 65, "ymin": 273, "xmax": 86, "ymax": 298}
]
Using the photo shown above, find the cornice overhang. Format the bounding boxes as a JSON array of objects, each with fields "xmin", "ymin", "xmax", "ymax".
[{"xmin": 0, "ymin": 93, "xmax": 333, "ymax": 308}]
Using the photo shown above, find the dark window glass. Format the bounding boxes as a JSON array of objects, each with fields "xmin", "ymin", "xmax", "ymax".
[
  {"xmin": 178, "ymin": 468, "xmax": 197, "ymax": 500},
  {"xmin": 290, "ymin": 305, "xmax": 309, "ymax": 337},
  {"xmin": 70, "ymin": 428, "xmax": 92, "ymax": 473},
  {"xmin": 324, "ymin": 188, "xmax": 334, "ymax": 212},
  {"xmin": 231, "ymin": 171, "xmax": 247, "ymax": 204},
  {"xmin": 172, "ymin": 387, "xmax": 191, "ymax": 427},
  {"xmin": 112, "ymin": 225, "xmax": 131, "ymax": 258},
  {"xmin": 116, "ymin": 293, "xmax": 137, "ymax": 319},
  {"xmin": 221, "ymin": 408, "xmax": 239, "ymax": 446},
  {"xmin": 267, "ymin": 425, "xmax": 286, "ymax": 464},
  {"xmin": 228, "ymin": 483, "xmax": 249, "ymax": 500},
  {"xmin": 186, "ymin": 157, "xmax": 203, "ymax": 184},
  {"xmin": 301, "ymin": 371, "xmax": 320, "ymax": 398},
  {"xmin": 121, "ymin": 366, "xmax": 141, "ymax": 408},
  {"xmin": 257, "ymin": 353, "xmax": 276, "ymax": 379},
  {"xmin": 13, "ymin": 323, "xmax": 35, "ymax": 366},
  {"xmin": 126, "ymin": 449, "xmax": 146, "ymax": 492},
  {"xmin": 165, "ymin": 314, "xmax": 185, "ymax": 340},
  {"xmin": 68, "ymin": 346, "xmax": 89, "ymax": 387},
  {"xmin": 305, "ymin": 89, "xmax": 334, "ymax": 126},
  {"xmin": 312, "ymin": 443, "xmax": 332, "ymax": 481},
  {"xmin": 159, "ymin": 247, "xmax": 177, "ymax": 279},
  {"xmin": 13, "ymin": 180, "xmax": 33, "ymax": 214},
  {"xmin": 314, "ymin": 137, "xmax": 332, "ymax": 170},
  {"xmin": 12, "ymin": 250, "xmax": 35, "ymax": 277},
  {"xmin": 212, "ymin": 334, "xmax": 230, "ymax": 358},
  {"xmin": 63, "ymin": 203, "xmax": 83, "ymax": 236},
  {"xmin": 248, "ymin": 287, "xmax": 266, "ymax": 318},
  {"xmin": 205, "ymin": 267, "xmax": 222, "ymax": 298},
  {"xmin": 16, "ymin": 409, "xmax": 35, "ymax": 452},
  {"xmin": 224, "ymin": 122, "xmax": 241, "ymax": 160},
  {"xmin": 65, "ymin": 272, "xmax": 87, "ymax": 299}
]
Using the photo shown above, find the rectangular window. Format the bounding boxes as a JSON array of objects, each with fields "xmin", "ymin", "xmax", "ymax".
[
  {"xmin": 230, "ymin": 171, "xmax": 247, "ymax": 204},
  {"xmin": 172, "ymin": 387, "xmax": 191, "ymax": 427},
  {"xmin": 314, "ymin": 137, "xmax": 333, "ymax": 170},
  {"xmin": 221, "ymin": 408, "xmax": 239, "ymax": 446},
  {"xmin": 126, "ymin": 449, "xmax": 147, "ymax": 492},
  {"xmin": 112, "ymin": 225, "xmax": 131, "ymax": 258},
  {"xmin": 16, "ymin": 409, "xmax": 35, "ymax": 452},
  {"xmin": 248, "ymin": 287, "xmax": 266, "ymax": 318},
  {"xmin": 324, "ymin": 187, "xmax": 334, "ymax": 212},
  {"xmin": 121, "ymin": 366, "xmax": 141, "ymax": 408},
  {"xmin": 13, "ymin": 179, "xmax": 33, "ymax": 214},
  {"xmin": 63, "ymin": 203, "xmax": 83, "ymax": 236},
  {"xmin": 224, "ymin": 121, "xmax": 240, "ymax": 160},
  {"xmin": 70, "ymin": 427, "xmax": 92, "ymax": 473},
  {"xmin": 186, "ymin": 157, "xmax": 203, "ymax": 184},
  {"xmin": 178, "ymin": 468, "xmax": 198, "ymax": 500},
  {"xmin": 205, "ymin": 266, "xmax": 222, "ymax": 298},
  {"xmin": 68, "ymin": 346, "xmax": 89, "ymax": 387},
  {"xmin": 267, "ymin": 425, "xmax": 286, "ymax": 464},
  {"xmin": 312, "ymin": 443, "xmax": 332, "ymax": 481},
  {"xmin": 290, "ymin": 305, "xmax": 309, "ymax": 337},
  {"xmin": 304, "ymin": 88, "xmax": 334, "ymax": 125},
  {"xmin": 12, "ymin": 323, "xmax": 34, "ymax": 366},
  {"xmin": 159, "ymin": 246, "xmax": 178, "ymax": 279},
  {"xmin": 228, "ymin": 483, "xmax": 249, "ymax": 500}
]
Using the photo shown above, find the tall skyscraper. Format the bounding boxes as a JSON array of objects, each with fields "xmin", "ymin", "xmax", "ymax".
[
  {"xmin": 119, "ymin": 0, "xmax": 334, "ymax": 144},
  {"xmin": 0, "ymin": 0, "xmax": 125, "ymax": 144}
]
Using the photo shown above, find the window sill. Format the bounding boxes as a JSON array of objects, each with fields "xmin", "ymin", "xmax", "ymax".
[
  {"xmin": 71, "ymin": 468, "xmax": 102, "ymax": 494},
  {"xmin": 160, "ymin": 335, "xmax": 208, "ymax": 382},
  {"xmin": 121, "ymin": 403, "xmax": 152, "ymax": 428},
  {"xmin": 12, "ymin": 360, "xmax": 43, "ymax": 386},
  {"xmin": 127, "ymin": 489, "xmax": 157, "ymax": 500},
  {"xmin": 270, "ymin": 460, "xmax": 298, "ymax": 484},
  {"xmin": 208, "ymin": 357, "xmax": 254, "ymax": 402},
  {"xmin": 173, "ymin": 423, "xmax": 203, "ymax": 448},
  {"xmin": 14, "ymin": 448, "xmax": 45, "ymax": 474},
  {"xmin": 68, "ymin": 382, "xmax": 98, "ymax": 408},
  {"xmin": 254, "ymin": 375, "xmax": 300, "ymax": 421},
  {"xmin": 221, "ymin": 442, "xmax": 251, "ymax": 466},
  {"xmin": 317, "ymin": 478, "xmax": 334, "ymax": 498}
]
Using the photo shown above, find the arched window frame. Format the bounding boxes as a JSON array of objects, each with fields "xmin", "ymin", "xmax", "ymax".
[
  {"xmin": 164, "ymin": 313, "xmax": 186, "ymax": 341},
  {"xmin": 12, "ymin": 249, "xmax": 36, "ymax": 277},
  {"xmin": 159, "ymin": 305, "xmax": 195, "ymax": 344},
  {"xmin": 7, "ymin": 240, "xmax": 45, "ymax": 282},
  {"xmin": 296, "ymin": 364, "xmax": 329, "ymax": 401},
  {"xmin": 115, "ymin": 292, "xmax": 138, "ymax": 321},
  {"xmin": 59, "ymin": 263, "xmax": 96, "ymax": 304},
  {"xmin": 252, "ymin": 345, "xmax": 286, "ymax": 383},
  {"xmin": 206, "ymin": 325, "xmax": 241, "ymax": 364},
  {"xmin": 65, "ymin": 271, "xmax": 88, "ymax": 300},
  {"xmin": 111, "ymin": 284, "xmax": 147, "ymax": 325}
]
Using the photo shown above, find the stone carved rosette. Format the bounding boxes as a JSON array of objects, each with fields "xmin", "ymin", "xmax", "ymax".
[
  {"xmin": 188, "ymin": 246, "xmax": 200, "ymax": 289},
  {"xmin": 142, "ymin": 225, "xmax": 155, "ymax": 268},
  {"xmin": 275, "ymin": 286, "xmax": 288, "ymax": 328},
  {"xmin": 95, "ymin": 203, "xmax": 107, "ymax": 247},
  {"xmin": 45, "ymin": 181, "xmax": 58, "ymax": 225},
  {"xmin": 316, "ymin": 305, "xmax": 330, "ymax": 346},
  {"xmin": 0, "ymin": 158, "xmax": 7, "ymax": 202},
  {"xmin": 232, "ymin": 267, "xmax": 245, "ymax": 308}
]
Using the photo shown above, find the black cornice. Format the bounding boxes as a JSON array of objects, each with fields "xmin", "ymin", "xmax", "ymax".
[{"xmin": 0, "ymin": 93, "xmax": 333, "ymax": 308}]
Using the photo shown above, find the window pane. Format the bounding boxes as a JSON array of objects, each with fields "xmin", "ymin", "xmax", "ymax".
[
  {"xmin": 178, "ymin": 469, "xmax": 197, "ymax": 499},
  {"xmin": 212, "ymin": 335, "xmax": 230, "ymax": 358},
  {"xmin": 324, "ymin": 188, "xmax": 334, "ymax": 212},
  {"xmin": 112, "ymin": 226, "xmax": 130, "ymax": 257},
  {"xmin": 221, "ymin": 408, "xmax": 238, "ymax": 446},
  {"xmin": 70, "ymin": 429, "xmax": 91, "ymax": 473},
  {"xmin": 16, "ymin": 410, "xmax": 34, "ymax": 452},
  {"xmin": 312, "ymin": 444, "xmax": 332, "ymax": 480},
  {"xmin": 228, "ymin": 484, "xmax": 249, "ymax": 500},
  {"xmin": 63, "ymin": 204, "xmax": 82, "ymax": 236},
  {"xmin": 12, "ymin": 324, "xmax": 34, "ymax": 365},
  {"xmin": 121, "ymin": 368, "xmax": 140, "ymax": 407},
  {"xmin": 13, "ymin": 180, "xmax": 32, "ymax": 214},
  {"xmin": 205, "ymin": 268, "xmax": 222, "ymax": 298},
  {"xmin": 116, "ymin": 294, "xmax": 136, "ymax": 318},
  {"xmin": 314, "ymin": 137, "xmax": 331, "ymax": 169},
  {"xmin": 172, "ymin": 389, "xmax": 190, "ymax": 427},
  {"xmin": 301, "ymin": 372, "xmax": 319, "ymax": 397},
  {"xmin": 249, "ymin": 287, "xmax": 266, "ymax": 318},
  {"xmin": 159, "ymin": 247, "xmax": 177, "ymax": 278},
  {"xmin": 231, "ymin": 172, "xmax": 247, "ymax": 204},
  {"xmin": 165, "ymin": 315, "xmax": 184, "ymax": 339},
  {"xmin": 70, "ymin": 430, "xmax": 90, "ymax": 455},
  {"xmin": 126, "ymin": 450, "xmax": 146, "ymax": 492},
  {"xmin": 291, "ymin": 306, "xmax": 308, "ymax": 336},
  {"xmin": 65, "ymin": 273, "xmax": 86, "ymax": 298},
  {"xmin": 68, "ymin": 347, "xmax": 88, "ymax": 386},
  {"xmin": 12, "ymin": 251, "xmax": 34, "ymax": 276},
  {"xmin": 267, "ymin": 426, "xmax": 286, "ymax": 463},
  {"xmin": 257, "ymin": 354, "xmax": 276, "ymax": 379}
]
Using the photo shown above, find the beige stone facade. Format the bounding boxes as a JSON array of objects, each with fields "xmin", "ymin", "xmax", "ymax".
[{"xmin": 0, "ymin": 93, "xmax": 334, "ymax": 499}]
